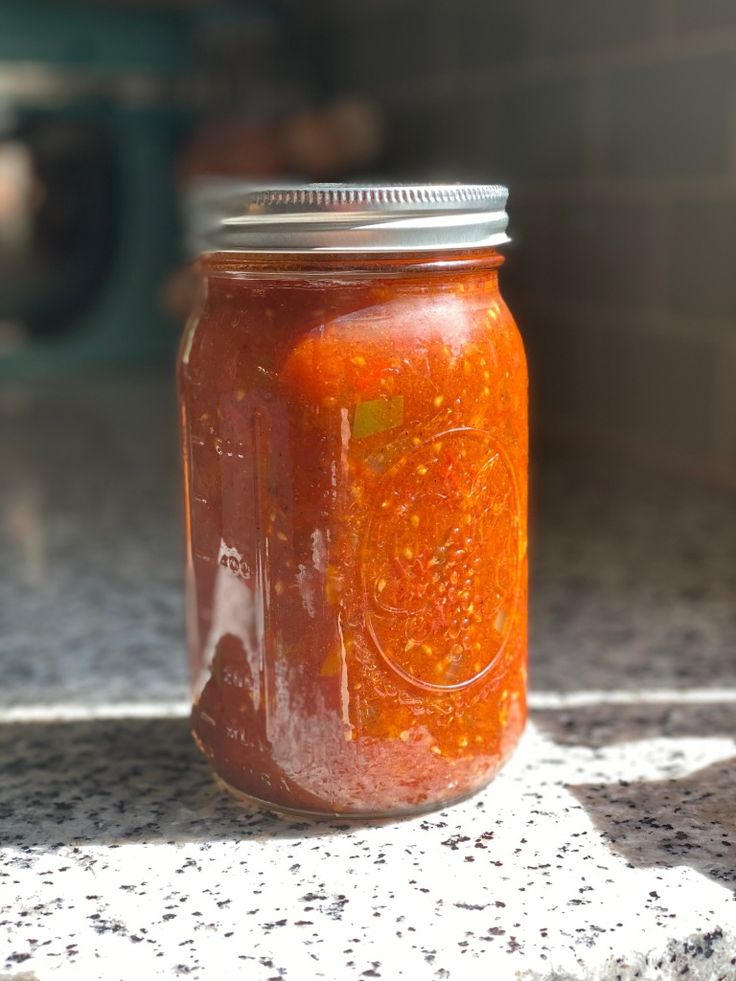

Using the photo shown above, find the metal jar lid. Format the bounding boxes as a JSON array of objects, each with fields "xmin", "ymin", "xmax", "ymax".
[
  {"xmin": 182, "ymin": 178, "xmax": 300, "ymax": 259},
  {"xmin": 203, "ymin": 182, "xmax": 509, "ymax": 253}
]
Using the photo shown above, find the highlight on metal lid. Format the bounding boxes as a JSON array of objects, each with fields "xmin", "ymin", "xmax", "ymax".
[{"xmin": 201, "ymin": 182, "xmax": 510, "ymax": 254}]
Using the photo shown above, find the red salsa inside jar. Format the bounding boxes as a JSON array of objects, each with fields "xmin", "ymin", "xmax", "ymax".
[{"xmin": 178, "ymin": 185, "xmax": 528, "ymax": 816}]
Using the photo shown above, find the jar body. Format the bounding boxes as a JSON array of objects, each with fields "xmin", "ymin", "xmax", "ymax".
[{"xmin": 178, "ymin": 250, "xmax": 528, "ymax": 817}]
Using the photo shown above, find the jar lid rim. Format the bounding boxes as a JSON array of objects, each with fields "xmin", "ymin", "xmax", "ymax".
[{"xmin": 199, "ymin": 181, "xmax": 510, "ymax": 254}]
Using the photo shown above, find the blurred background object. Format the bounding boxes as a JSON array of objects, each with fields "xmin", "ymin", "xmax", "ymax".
[
  {"xmin": 0, "ymin": 0, "xmax": 387, "ymax": 369},
  {"xmin": 0, "ymin": 0, "xmax": 190, "ymax": 376},
  {"xmin": 0, "ymin": 0, "xmax": 734, "ymax": 484}
]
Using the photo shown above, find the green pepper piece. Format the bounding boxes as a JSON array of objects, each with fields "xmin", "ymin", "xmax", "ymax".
[{"xmin": 352, "ymin": 395, "xmax": 404, "ymax": 439}]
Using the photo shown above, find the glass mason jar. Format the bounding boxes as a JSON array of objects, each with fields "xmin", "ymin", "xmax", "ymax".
[{"xmin": 178, "ymin": 184, "xmax": 528, "ymax": 817}]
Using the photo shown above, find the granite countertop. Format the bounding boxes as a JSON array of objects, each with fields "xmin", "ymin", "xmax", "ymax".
[{"xmin": 1, "ymin": 377, "xmax": 735, "ymax": 981}]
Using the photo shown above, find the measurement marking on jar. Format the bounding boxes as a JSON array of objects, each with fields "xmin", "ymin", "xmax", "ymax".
[
  {"xmin": 191, "ymin": 436, "xmax": 207, "ymax": 447},
  {"xmin": 252, "ymin": 408, "xmax": 272, "ymax": 720},
  {"xmin": 219, "ymin": 550, "xmax": 253, "ymax": 579},
  {"xmin": 194, "ymin": 551, "xmax": 214, "ymax": 563},
  {"xmin": 193, "ymin": 495, "xmax": 209, "ymax": 504}
]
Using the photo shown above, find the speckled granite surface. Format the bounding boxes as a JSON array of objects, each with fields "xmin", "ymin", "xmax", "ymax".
[{"xmin": 1, "ymin": 378, "xmax": 736, "ymax": 980}]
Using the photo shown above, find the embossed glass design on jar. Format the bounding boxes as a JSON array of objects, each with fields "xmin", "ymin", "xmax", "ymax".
[{"xmin": 177, "ymin": 184, "xmax": 528, "ymax": 817}]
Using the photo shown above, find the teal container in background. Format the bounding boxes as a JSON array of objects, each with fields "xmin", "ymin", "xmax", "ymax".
[{"xmin": 0, "ymin": 1, "xmax": 192, "ymax": 378}]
